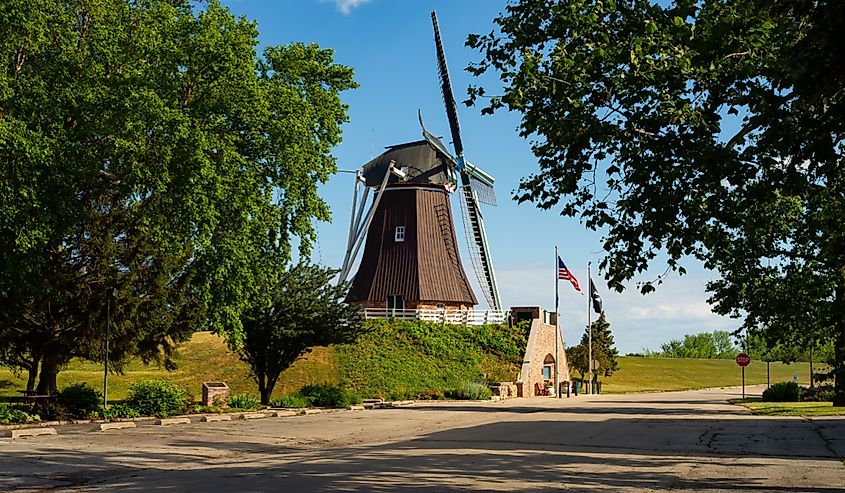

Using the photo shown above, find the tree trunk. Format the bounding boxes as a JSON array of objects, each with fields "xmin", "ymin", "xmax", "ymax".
[
  {"xmin": 262, "ymin": 375, "xmax": 279, "ymax": 406},
  {"xmin": 26, "ymin": 354, "xmax": 41, "ymax": 392},
  {"xmin": 257, "ymin": 375, "xmax": 269, "ymax": 405},
  {"xmin": 36, "ymin": 351, "xmax": 61, "ymax": 395}
]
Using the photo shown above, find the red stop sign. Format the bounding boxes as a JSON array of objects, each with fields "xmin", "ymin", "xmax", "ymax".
[{"xmin": 736, "ymin": 353, "xmax": 751, "ymax": 367}]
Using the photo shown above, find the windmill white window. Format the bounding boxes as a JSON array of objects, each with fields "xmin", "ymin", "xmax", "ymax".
[{"xmin": 394, "ymin": 226, "xmax": 405, "ymax": 242}]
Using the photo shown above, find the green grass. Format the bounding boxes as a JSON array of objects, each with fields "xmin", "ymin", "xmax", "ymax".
[
  {"xmin": 0, "ymin": 327, "xmax": 824, "ymax": 403},
  {"xmin": 596, "ymin": 356, "xmax": 815, "ymax": 394},
  {"xmin": 336, "ymin": 320, "xmax": 525, "ymax": 400},
  {"xmin": 731, "ymin": 399, "xmax": 845, "ymax": 416},
  {"xmin": 0, "ymin": 332, "xmax": 339, "ymax": 402}
]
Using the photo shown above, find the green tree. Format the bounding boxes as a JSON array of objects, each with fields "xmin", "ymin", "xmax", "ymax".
[
  {"xmin": 567, "ymin": 313, "xmax": 619, "ymax": 379},
  {"xmin": 468, "ymin": 0, "xmax": 845, "ymax": 405},
  {"xmin": 659, "ymin": 330, "xmax": 739, "ymax": 359},
  {"xmin": 0, "ymin": 0, "xmax": 356, "ymax": 393},
  {"xmin": 235, "ymin": 264, "xmax": 362, "ymax": 405}
]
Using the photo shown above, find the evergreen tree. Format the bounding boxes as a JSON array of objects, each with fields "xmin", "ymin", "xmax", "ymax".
[{"xmin": 567, "ymin": 313, "xmax": 619, "ymax": 380}]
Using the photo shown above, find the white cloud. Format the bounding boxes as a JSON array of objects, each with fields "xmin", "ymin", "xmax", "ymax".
[{"xmin": 325, "ymin": 0, "xmax": 372, "ymax": 15}]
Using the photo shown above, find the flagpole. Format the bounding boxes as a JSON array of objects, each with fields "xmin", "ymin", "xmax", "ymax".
[
  {"xmin": 587, "ymin": 262, "xmax": 592, "ymax": 394},
  {"xmin": 554, "ymin": 246, "xmax": 560, "ymax": 399}
]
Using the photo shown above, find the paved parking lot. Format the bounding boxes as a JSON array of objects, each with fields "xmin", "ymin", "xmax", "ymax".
[{"xmin": 2, "ymin": 385, "xmax": 844, "ymax": 491}]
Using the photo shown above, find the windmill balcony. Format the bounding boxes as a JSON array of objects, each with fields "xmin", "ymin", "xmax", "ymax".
[{"xmin": 361, "ymin": 307, "xmax": 508, "ymax": 326}]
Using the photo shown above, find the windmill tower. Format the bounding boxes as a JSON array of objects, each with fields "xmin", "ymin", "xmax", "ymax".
[{"xmin": 338, "ymin": 11, "xmax": 502, "ymax": 314}]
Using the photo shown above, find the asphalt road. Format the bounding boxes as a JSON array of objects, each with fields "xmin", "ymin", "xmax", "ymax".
[{"xmin": 2, "ymin": 385, "xmax": 844, "ymax": 492}]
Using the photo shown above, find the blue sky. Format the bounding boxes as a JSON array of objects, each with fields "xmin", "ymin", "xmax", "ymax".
[{"xmin": 221, "ymin": 0, "xmax": 740, "ymax": 354}]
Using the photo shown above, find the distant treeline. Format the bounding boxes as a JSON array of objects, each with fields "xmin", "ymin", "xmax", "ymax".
[{"xmin": 633, "ymin": 330, "xmax": 834, "ymax": 364}]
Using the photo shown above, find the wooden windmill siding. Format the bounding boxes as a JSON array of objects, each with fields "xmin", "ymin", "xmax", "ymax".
[{"xmin": 346, "ymin": 184, "xmax": 477, "ymax": 310}]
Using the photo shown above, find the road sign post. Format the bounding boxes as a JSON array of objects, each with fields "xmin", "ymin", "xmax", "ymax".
[{"xmin": 736, "ymin": 353, "xmax": 751, "ymax": 399}]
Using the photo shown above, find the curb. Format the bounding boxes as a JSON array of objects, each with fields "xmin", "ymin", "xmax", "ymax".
[
  {"xmin": 200, "ymin": 415, "xmax": 232, "ymax": 423},
  {"xmin": 267, "ymin": 410, "xmax": 299, "ymax": 418},
  {"xmin": 98, "ymin": 422, "xmax": 136, "ymax": 431},
  {"xmin": 237, "ymin": 412, "xmax": 267, "ymax": 420},
  {"xmin": 2, "ymin": 427, "xmax": 57, "ymax": 439},
  {"xmin": 155, "ymin": 417, "xmax": 191, "ymax": 426}
]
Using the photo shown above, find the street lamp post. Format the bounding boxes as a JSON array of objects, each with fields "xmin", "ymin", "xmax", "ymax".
[{"xmin": 103, "ymin": 287, "xmax": 118, "ymax": 408}]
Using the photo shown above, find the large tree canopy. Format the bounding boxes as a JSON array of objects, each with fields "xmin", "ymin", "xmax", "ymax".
[
  {"xmin": 0, "ymin": 0, "xmax": 356, "ymax": 393},
  {"xmin": 468, "ymin": 0, "xmax": 845, "ymax": 404}
]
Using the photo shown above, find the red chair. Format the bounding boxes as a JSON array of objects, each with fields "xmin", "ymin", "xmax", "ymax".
[{"xmin": 534, "ymin": 382, "xmax": 550, "ymax": 396}]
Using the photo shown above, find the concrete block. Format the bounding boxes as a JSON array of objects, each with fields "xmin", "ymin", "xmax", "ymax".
[
  {"xmin": 155, "ymin": 417, "xmax": 191, "ymax": 426},
  {"xmin": 98, "ymin": 422, "xmax": 136, "ymax": 431},
  {"xmin": 347, "ymin": 405, "xmax": 365, "ymax": 411},
  {"xmin": 237, "ymin": 412, "xmax": 267, "ymax": 420},
  {"xmin": 200, "ymin": 415, "xmax": 232, "ymax": 423},
  {"xmin": 303, "ymin": 409, "xmax": 322, "ymax": 415},
  {"xmin": 362, "ymin": 398, "xmax": 384, "ymax": 404},
  {"xmin": 2, "ymin": 428, "xmax": 57, "ymax": 439},
  {"xmin": 267, "ymin": 410, "xmax": 299, "ymax": 418},
  {"xmin": 395, "ymin": 400, "xmax": 415, "ymax": 406}
]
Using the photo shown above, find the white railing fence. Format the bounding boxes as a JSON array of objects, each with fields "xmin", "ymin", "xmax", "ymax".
[{"xmin": 362, "ymin": 308, "xmax": 508, "ymax": 325}]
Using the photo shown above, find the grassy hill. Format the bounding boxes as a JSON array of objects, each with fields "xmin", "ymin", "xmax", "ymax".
[
  {"xmin": 0, "ymin": 320, "xmax": 526, "ymax": 401},
  {"xmin": 0, "ymin": 321, "xmax": 815, "ymax": 401}
]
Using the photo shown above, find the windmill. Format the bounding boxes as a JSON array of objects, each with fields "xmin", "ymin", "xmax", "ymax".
[{"xmin": 339, "ymin": 11, "xmax": 502, "ymax": 313}]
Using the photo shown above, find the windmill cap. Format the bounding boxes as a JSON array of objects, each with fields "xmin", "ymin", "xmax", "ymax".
[{"xmin": 361, "ymin": 140, "xmax": 455, "ymax": 188}]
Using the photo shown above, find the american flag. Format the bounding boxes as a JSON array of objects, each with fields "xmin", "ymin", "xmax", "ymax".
[{"xmin": 558, "ymin": 256, "xmax": 582, "ymax": 292}]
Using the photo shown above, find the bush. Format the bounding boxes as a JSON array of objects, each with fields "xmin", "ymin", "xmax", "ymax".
[
  {"xmin": 126, "ymin": 380, "xmax": 189, "ymax": 418},
  {"xmin": 35, "ymin": 401, "xmax": 70, "ymax": 421},
  {"xmin": 416, "ymin": 389, "xmax": 445, "ymax": 400},
  {"xmin": 270, "ymin": 394, "xmax": 312, "ymax": 408},
  {"xmin": 101, "ymin": 403, "xmax": 141, "ymax": 420},
  {"xmin": 56, "ymin": 383, "xmax": 102, "ymax": 419},
  {"xmin": 800, "ymin": 385, "xmax": 834, "ymax": 402},
  {"xmin": 227, "ymin": 394, "xmax": 261, "ymax": 410},
  {"xmin": 762, "ymin": 381, "xmax": 801, "ymax": 402},
  {"xmin": 299, "ymin": 383, "xmax": 362, "ymax": 408},
  {"xmin": 0, "ymin": 404, "xmax": 39, "ymax": 425},
  {"xmin": 446, "ymin": 382, "xmax": 493, "ymax": 401}
]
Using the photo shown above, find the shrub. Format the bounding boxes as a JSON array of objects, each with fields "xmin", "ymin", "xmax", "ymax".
[
  {"xmin": 270, "ymin": 394, "xmax": 312, "ymax": 408},
  {"xmin": 227, "ymin": 394, "xmax": 261, "ymax": 410},
  {"xmin": 800, "ymin": 385, "xmax": 834, "ymax": 402},
  {"xmin": 0, "ymin": 404, "xmax": 38, "ymax": 425},
  {"xmin": 299, "ymin": 383, "xmax": 362, "ymax": 408},
  {"xmin": 35, "ymin": 401, "xmax": 70, "ymax": 421},
  {"xmin": 57, "ymin": 383, "xmax": 102, "ymax": 419},
  {"xmin": 126, "ymin": 380, "xmax": 189, "ymax": 417},
  {"xmin": 101, "ymin": 403, "xmax": 141, "ymax": 420},
  {"xmin": 762, "ymin": 381, "xmax": 801, "ymax": 402},
  {"xmin": 446, "ymin": 382, "xmax": 493, "ymax": 401},
  {"xmin": 416, "ymin": 389, "xmax": 445, "ymax": 400},
  {"xmin": 188, "ymin": 404, "xmax": 223, "ymax": 414}
]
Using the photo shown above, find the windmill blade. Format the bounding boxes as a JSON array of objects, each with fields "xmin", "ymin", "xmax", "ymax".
[
  {"xmin": 458, "ymin": 179, "xmax": 502, "ymax": 311},
  {"xmin": 431, "ymin": 10, "xmax": 464, "ymax": 160},
  {"xmin": 468, "ymin": 175, "xmax": 496, "ymax": 206},
  {"xmin": 464, "ymin": 160, "xmax": 497, "ymax": 206}
]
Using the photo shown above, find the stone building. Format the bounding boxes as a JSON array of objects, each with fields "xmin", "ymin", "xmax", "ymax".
[{"xmin": 512, "ymin": 306, "xmax": 570, "ymax": 397}]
